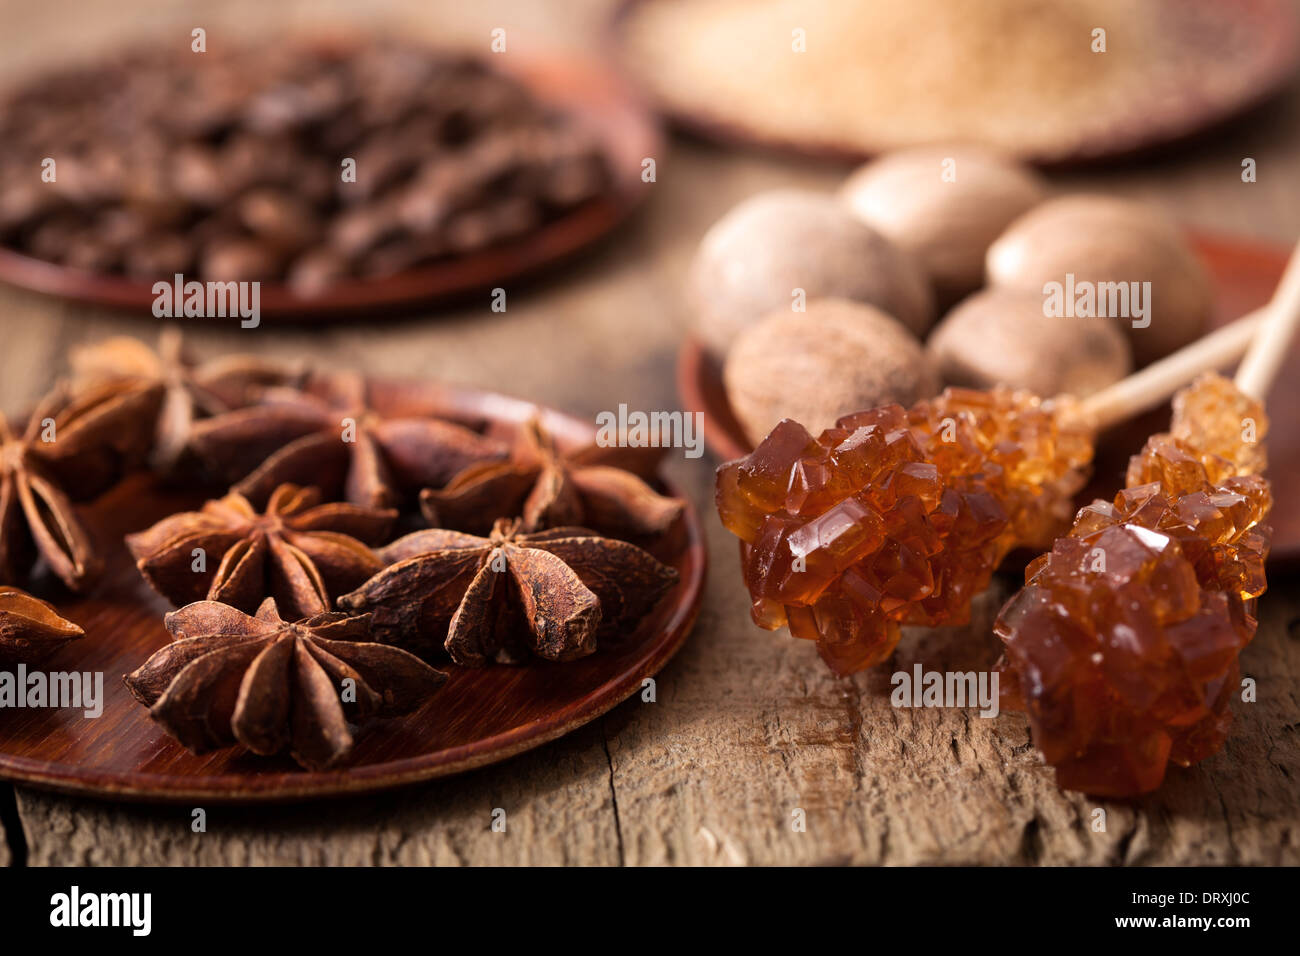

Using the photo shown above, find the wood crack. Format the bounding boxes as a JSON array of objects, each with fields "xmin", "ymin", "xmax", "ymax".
[
  {"xmin": 1017, "ymin": 814, "xmax": 1044, "ymax": 865},
  {"xmin": 1114, "ymin": 814, "xmax": 1142, "ymax": 865},
  {"xmin": 0, "ymin": 784, "xmax": 27, "ymax": 867},
  {"xmin": 1208, "ymin": 776, "xmax": 1240, "ymax": 864},
  {"xmin": 600, "ymin": 717, "xmax": 625, "ymax": 866}
]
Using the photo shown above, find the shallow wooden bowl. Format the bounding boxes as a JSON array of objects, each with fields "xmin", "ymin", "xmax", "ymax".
[
  {"xmin": 0, "ymin": 384, "xmax": 705, "ymax": 802},
  {"xmin": 0, "ymin": 48, "xmax": 662, "ymax": 319},
  {"xmin": 678, "ymin": 232, "xmax": 1300, "ymax": 560},
  {"xmin": 613, "ymin": 0, "xmax": 1299, "ymax": 166}
]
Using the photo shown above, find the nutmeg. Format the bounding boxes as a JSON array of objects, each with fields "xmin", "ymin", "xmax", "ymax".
[
  {"xmin": 986, "ymin": 195, "xmax": 1211, "ymax": 366},
  {"xmin": 724, "ymin": 298, "xmax": 940, "ymax": 445},
  {"xmin": 927, "ymin": 288, "xmax": 1132, "ymax": 398},
  {"xmin": 839, "ymin": 146, "xmax": 1046, "ymax": 305},
  {"xmin": 690, "ymin": 190, "xmax": 934, "ymax": 359}
]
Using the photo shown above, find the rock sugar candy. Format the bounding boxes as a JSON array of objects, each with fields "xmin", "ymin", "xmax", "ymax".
[
  {"xmin": 995, "ymin": 374, "xmax": 1271, "ymax": 796},
  {"xmin": 717, "ymin": 387, "xmax": 1094, "ymax": 674}
]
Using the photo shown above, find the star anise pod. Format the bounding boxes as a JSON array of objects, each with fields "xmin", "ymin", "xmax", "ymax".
[
  {"xmin": 338, "ymin": 517, "xmax": 679, "ymax": 665},
  {"xmin": 124, "ymin": 598, "xmax": 446, "ymax": 770},
  {"xmin": 187, "ymin": 370, "xmax": 509, "ymax": 509},
  {"xmin": 420, "ymin": 418, "xmax": 685, "ymax": 540},
  {"xmin": 1, "ymin": 380, "xmax": 164, "ymax": 591},
  {"xmin": 126, "ymin": 483, "xmax": 394, "ymax": 620},
  {"xmin": 71, "ymin": 327, "xmax": 308, "ymax": 471},
  {"xmin": 0, "ymin": 586, "xmax": 84, "ymax": 664}
]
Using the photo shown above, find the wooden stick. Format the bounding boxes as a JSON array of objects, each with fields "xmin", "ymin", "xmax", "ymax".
[
  {"xmin": 1076, "ymin": 312, "xmax": 1262, "ymax": 431},
  {"xmin": 1235, "ymin": 239, "xmax": 1300, "ymax": 400}
]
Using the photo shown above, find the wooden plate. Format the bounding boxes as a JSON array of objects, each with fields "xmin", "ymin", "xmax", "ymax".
[
  {"xmin": 0, "ymin": 385, "xmax": 705, "ymax": 802},
  {"xmin": 613, "ymin": 0, "xmax": 1299, "ymax": 166},
  {"xmin": 678, "ymin": 232, "xmax": 1300, "ymax": 559},
  {"xmin": 0, "ymin": 50, "xmax": 661, "ymax": 320}
]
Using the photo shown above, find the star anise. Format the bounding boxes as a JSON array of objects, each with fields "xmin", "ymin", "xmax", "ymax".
[
  {"xmin": 126, "ymin": 483, "xmax": 395, "ymax": 620},
  {"xmin": 71, "ymin": 328, "xmax": 308, "ymax": 471},
  {"xmin": 338, "ymin": 517, "xmax": 679, "ymax": 665},
  {"xmin": 420, "ymin": 419, "xmax": 685, "ymax": 540},
  {"xmin": 187, "ymin": 370, "xmax": 509, "ymax": 509},
  {"xmin": 1, "ymin": 380, "xmax": 163, "ymax": 591},
  {"xmin": 0, "ymin": 586, "xmax": 83, "ymax": 664},
  {"xmin": 124, "ymin": 598, "xmax": 446, "ymax": 770}
]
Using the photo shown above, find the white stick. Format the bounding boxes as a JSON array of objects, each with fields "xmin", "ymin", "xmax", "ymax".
[
  {"xmin": 1234, "ymin": 239, "xmax": 1300, "ymax": 400},
  {"xmin": 1076, "ymin": 312, "xmax": 1262, "ymax": 431}
]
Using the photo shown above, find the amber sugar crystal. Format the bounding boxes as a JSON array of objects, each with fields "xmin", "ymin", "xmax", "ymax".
[
  {"xmin": 716, "ymin": 387, "xmax": 1093, "ymax": 674},
  {"xmin": 996, "ymin": 374, "xmax": 1271, "ymax": 796}
]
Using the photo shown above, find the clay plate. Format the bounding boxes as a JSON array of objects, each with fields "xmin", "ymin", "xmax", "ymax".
[
  {"xmin": 678, "ymin": 232, "xmax": 1300, "ymax": 560},
  {"xmin": 612, "ymin": 0, "xmax": 1299, "ymax": 166},
  {"xmin": 0, "ymin": 384, "xmax": 705, "ymax": 802},
  {"xmin": 0, "ymin": 48, "xmax": 661, "ymax": 319}
]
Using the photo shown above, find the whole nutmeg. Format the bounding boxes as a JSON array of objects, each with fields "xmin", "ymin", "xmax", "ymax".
[
  {"xmin": 986, "ymin": 195, "xmax": 1211, "ymax": 366},
  {"xmin": 839, "ymin": 146, "xmax": 1046, "ymax": 305},
  {"xmin": 927, "ymin": 288, "xmax": 1132, "ymax": 398},
  {"xmin": 724, "ymin": 298, "xmax": 940, "ymax": 445},
  {"xmin": 690, "ymin": 190, "xmax": 934, "ymax": 359}
]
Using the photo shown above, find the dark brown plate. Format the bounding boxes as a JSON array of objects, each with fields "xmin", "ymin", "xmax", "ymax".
[
  {"xmin": 0, "ymin": 49, "xmax": 661, "ymax": 319},
  {"xmin": 0, "ymin": 384, "xmax": 705, "ymax": 802},
  {"xmin": 613, "ymin": 0, "xmax": 1299, "ymax": 166},
  {"xmin": 678, "ymin": 231, "xmax": 1300, "ymax": 559}
]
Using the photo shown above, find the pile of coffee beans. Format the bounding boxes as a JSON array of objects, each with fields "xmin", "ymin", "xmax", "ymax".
[{"xmin": 0, "ymin": 41, "xmax": 612, "ymax": 291}]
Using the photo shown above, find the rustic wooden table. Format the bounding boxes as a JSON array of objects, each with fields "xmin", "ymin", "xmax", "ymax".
[{"xmin": 0, "ymin": 0, "xmax": 1297, "ymax": 866}]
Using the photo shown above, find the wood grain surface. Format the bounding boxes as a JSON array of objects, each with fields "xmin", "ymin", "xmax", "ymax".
[{"xmin": 1, "ymin": 0, "xmax": 1299, "ymax": 866}]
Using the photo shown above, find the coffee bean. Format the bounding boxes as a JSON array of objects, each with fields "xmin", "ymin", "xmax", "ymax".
[
  {"xmin": 0, "ymin": 40, "xmax": 613, "ymax": 288},
  {"xmin": 288, "ymin": 245, "xmax": 351, "ymax": 295},
  {"xmin": 201, "ymin": 238, "xmax": 282, "ymax": 282},
  {"xmin": 124, "ymin": 234, "xmax": 194, "ymax": 279},
  {"xmin": 237, "ymin": 189, "xmax": 321, "ymax": 251}
]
